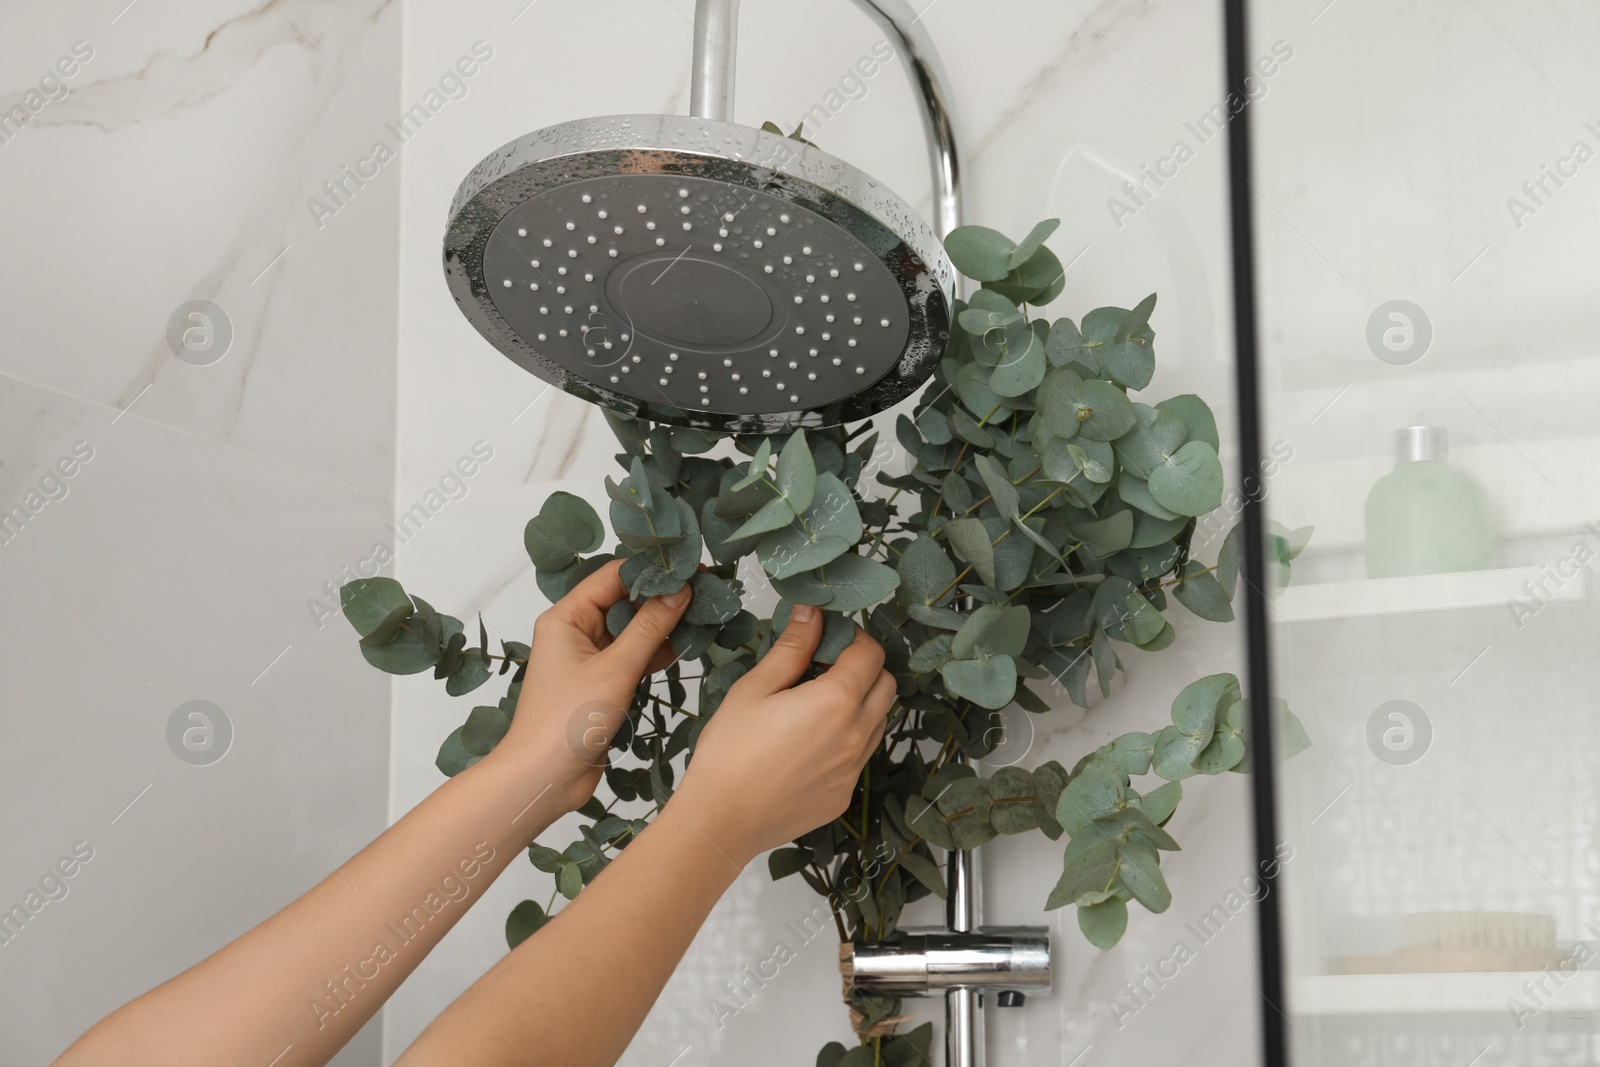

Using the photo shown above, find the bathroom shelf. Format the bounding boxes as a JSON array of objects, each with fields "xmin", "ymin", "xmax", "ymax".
[
  {"xmin": 1293, "ymin": 972, "xmax": 1600, "ymax": 1031},
  {"xmin": 1276, "ymin": 566, "xmax": 1591, "ymax": 623}
]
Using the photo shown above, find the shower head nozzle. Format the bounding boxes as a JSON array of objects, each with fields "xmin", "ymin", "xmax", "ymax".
[{"xmin": 443, "ymin": 115, "xmax": 954, "ymax": 432}]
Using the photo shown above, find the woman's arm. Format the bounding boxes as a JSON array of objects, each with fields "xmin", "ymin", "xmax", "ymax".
[
  {"xmin": 397, "ymin": 604, "xmax": 896, "ymax": 1067},
  {"xmin": 53, "ymin": 561, "xmax": 695, "ymax": 1067}
]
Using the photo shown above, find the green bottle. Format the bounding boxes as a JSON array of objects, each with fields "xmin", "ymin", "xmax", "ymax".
[{"xmin": 1364, "ymin": 426, "xmax": 1494, "ymax": 578}]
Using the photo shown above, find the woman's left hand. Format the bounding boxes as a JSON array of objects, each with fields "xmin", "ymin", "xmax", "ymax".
[{"xmin": 496, "ymin": 559, "xmax": 692, "ymax": 812}]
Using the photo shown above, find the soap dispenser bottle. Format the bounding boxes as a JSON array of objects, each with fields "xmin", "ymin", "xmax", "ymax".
[{"xmin": 1365, "ymin": 426, "xmax": 1493, "ymax": 578}]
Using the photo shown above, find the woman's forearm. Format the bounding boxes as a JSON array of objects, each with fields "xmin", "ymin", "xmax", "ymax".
[
  {"xmin": 396, "ymin": 792, "xmax": 748, "ymax": 1067},
  {"xmin": 55, "ymin": 747, "xmax": 567, "ymax": 1067}
]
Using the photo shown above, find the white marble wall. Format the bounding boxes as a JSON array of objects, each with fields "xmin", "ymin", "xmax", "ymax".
[
  {"xmin": 0, "ymin": 1, "xmax": 400, "ymax": 1063},
  {"xmin": 389, "ymin": 1, "xmax": 1265, "ymax": 1064}
]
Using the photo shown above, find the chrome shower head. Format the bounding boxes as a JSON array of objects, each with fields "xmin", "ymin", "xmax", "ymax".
[
  {"xmin": 442, "ymin": 1, "xmax": 963, "ymax": 433},
  {"xmin": 445, "ymin": 117, "xmax": 952, "ymax": 432}
]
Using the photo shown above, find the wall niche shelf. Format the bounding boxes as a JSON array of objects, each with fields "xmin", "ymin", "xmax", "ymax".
[
  {"xmin": 1277, "ymin": 566, "xmax": 1592, "ymax": 624},
  {"xmin": 1293, "ymin": 971, "xmax": 1600, "ymax": 1033}
]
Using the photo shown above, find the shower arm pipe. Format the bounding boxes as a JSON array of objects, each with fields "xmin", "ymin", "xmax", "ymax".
[
  {"xmin": 688, "ymin": 0, "xmax": 966, "ymax": 241},
  {"xmin": 690, "ymin": 0, "xmax": 740, "ymax": 123}
]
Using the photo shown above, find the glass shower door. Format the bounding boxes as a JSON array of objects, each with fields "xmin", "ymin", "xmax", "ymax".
[{"xmin": 1242, "ymin": 1, "xmax": 1600, "ymax": 1065}]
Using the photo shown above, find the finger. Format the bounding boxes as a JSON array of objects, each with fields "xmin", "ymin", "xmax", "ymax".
[
  {"xmin": 557, "ymin": 559, "xmax": 629, "ymax": 615},
  {"xmin": 856, "ymin": 671, "xmax": 895, "ymax": 761},
  {"xmin": 737, "ymin": 603, "xmax": 824, "ymax": 695},
  {"xmin": 860, "ymin": 669, "xmax": 897, "ymax": 723},
  {"xmin": 859, "ymin": 711, "xmax": 888, "ymax": 764},
  {"xmin": 546, "ymin": 559, "xmax": 630, "ymax": 645},
  {"xmin": 601, "ymin": 583, "xmax": 693, "ymax": 678},
  {"xmin": 811, "ymin": 625, "xmax": 886, "ymax": 700}
]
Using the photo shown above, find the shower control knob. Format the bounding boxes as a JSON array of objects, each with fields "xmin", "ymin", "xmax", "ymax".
[{"xmin": 996, "ymin": 990, "xmax": 1026, "ymax": 1008}]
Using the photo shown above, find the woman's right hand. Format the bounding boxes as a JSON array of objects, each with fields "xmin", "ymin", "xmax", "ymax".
[{"xmin": 668, "ymin": 604, "xmax": 896, "ymax": 865}]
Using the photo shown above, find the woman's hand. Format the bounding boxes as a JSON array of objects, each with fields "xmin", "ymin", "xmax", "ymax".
[
  {"xmin": 668, "ymin": 605, "xmax": 896, "ymax": 866},
  {"xmin": 499, "ymin": 559, "xmax": 693, "ymax": 812}
]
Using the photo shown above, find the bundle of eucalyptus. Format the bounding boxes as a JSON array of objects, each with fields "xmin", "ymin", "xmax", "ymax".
[{"xmin": 341, "ymin": 218, "xmax": 1306, "ymax": 1065}]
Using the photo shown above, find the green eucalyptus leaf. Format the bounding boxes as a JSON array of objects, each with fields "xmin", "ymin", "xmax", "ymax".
[
  {"xmin": 1081, "ymin": 305, "xmax": 1156, "ymax": 390},
  {"xmin": 1132, "ymin": 781, "xmax": 1183, "ymax": 825},
  {"xmin": 941, "ymin": 653, "xmax": 1017, "ymax": 709},
  {"xmin": 1117, "ymin": 293, "xmax": 1157, "ymax": 340},
  {"xmin": 435, "ymin": 726, "xmax": 481, "ymax": 777},
  {"xmin": 972, "ymin": 454, "xmax": 1020, "ymax": 521},
  {"xmin": 1217, "ymin": 522, "xmax": 1244, "ymax": 600},
  {"xmin": 1045, "ymin": 839, "xmax": 1121, "ymax": 909},
  {"xmin": 1054, "ymin": 759, "xmax": 1129, "ymax": 836},
  {"xmin": 1069, "ymin": 510, "xmax": 1134, "ymax": 558},
  {"xmin": 1072, "ymin": 380, "xmax": 1138, "ymax": 442},
  {"xmin": 909, "ymin": 633, "xmax": 955, "ymax": 672},
  {"xmin": 896, "ymin": 535, "xmax": 958, "ymax": 610},
  {"xmin": 896, "ymin": 850, "xmax": 948, "ymax": 898},
  {"xmin": 1147, "ymin": 441, "xmax": 1224, "ymax": 516},
  {"xmin": 557, "ymin": 862, "xmax": 583, "ymax": 900},
  {"xmin": 728, "ymin": 495, "xmax": 797, "ymax": 541},
  {"xmin": 505, "ymin": 900, "xmax": 548, "ymax": 949},
  {"xmin": 1156, "ymin": 394, "xmax": 1220, "ymax": 451},
  {"xmin": 916, "ymin": 407, "xmax": 952, "ymax": 446},
  {"xmin": 772, "ymin": 554, "xmax": 898, "ymax": 612},
  {"xmin": 523, "ymin": 492, "xmax": 605, "ymax": 571},
  {"xmin": 341, "ymin": 577, "xmax": 413, "ymax": 643},
  {"xmin": 461, "ymin": 704, "xmax": 512, "ymax": 756},
  {"xmin": 1099, "ymin": 732, "xmax": 1155, "ymax": 776},
  {"xmin": 1038, "ymin": 367, "xmax": 1084, "ymax": 439},
  {"xmin": 1173, "ymin": 560, "xmax": 1234, "ymax": 622},
  {"xmin": 776, "ymin": 430, "xmax": 817, "ymax": 513},
  {"xmin": 1115, "ymin": 406, "xmax": 1188, "ymax": 480},
  {"xmin": 1119, "ymin": 475, "xmax": 1182, "ymax": 520},
  {"xmin": 684, "ymin": 571, "xmax": 742, "ymax": 626},
  {"xmin": 955, "ymin": 362, "xmax": 1006, "ymax": 420},
  {"xmin": 951, "ymin": 604, "xmax": 1030, "ymax": 660},
  {"xmin": 768, "ymin": 846, "xmax": 810, "ymax": 880},
  {"xmin": 945, "ymin": 224, "xmax": 1017, "ymax": 281},
  {"xmin": 988, "ymin": 323, "xmax": 1047, "ymax": 397},
  {"xmin": 990, "ymin": 245, "xmax": 1065, "ymax": 306},
  {"xmin": 905, "ymin": 795, "xmax": 957, "ymax": 850},
  {"xmin": 943, "ymin": 517, "xmax": 997, "ymax": 588},
  {"xmin": 446, "ymin": 651, "xmax": 493, "ymax": 697},
  {"xmin": 528, "ymin": 843, "xmax": 566, "ymax": 873},
  {"xmin": 1008, "ymin": 218, "xmax": 1060, "ymax": 269},
  {"xmin": 360, "ymin": 605, "xmax": 442, "ymax": 675},
  {"xmin": 1078, "ymin": 897, "xmax": 1129, "ymax": 949}
]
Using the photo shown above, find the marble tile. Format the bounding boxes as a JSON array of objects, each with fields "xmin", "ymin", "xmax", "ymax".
[
  {"xmin": 0, "ymin": 0, "xmax": 401, "ymax": 493},
  {"xmin": 0, "ymin": 374, "xmax": 391, "ymax": 1065}
]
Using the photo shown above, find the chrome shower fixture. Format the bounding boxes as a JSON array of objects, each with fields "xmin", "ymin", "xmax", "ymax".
[{"xmin": 442, "ymin": 0, "xmax": 960, "ymax": 431}]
